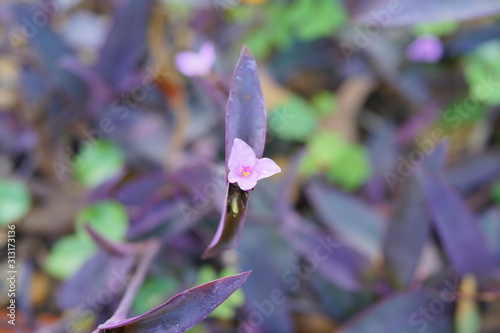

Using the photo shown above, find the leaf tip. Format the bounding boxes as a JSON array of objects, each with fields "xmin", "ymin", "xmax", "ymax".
[{"xmin": 241, "ymin": 44, "xmax": 252, "ymax": 56}]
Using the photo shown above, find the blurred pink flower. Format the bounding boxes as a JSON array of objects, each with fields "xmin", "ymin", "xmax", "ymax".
[
  {"xmin": 227, "ymin": 138, "xmax": 281, "ymax": 191},
  {"xmin": 175, "ymin": 42, "xmax": 216, "ymax": 77},
  {"xmin": 406, "ymin": 35, "xmax": 444, "ymax": 63}
]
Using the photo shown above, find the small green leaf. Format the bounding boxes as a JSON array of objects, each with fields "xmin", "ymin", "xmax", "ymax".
[
  {"xmin": 300, "ymin": 132, "xmax": 371, "ymax": 190},
  {"xmin": 73, "ymin": 140, "xmax": 124, "ymax": 187},
  {"xmin": 0, "ymin": 179, "xmax": 31, "ymax": 226},
  {"xmin": 327, "ymin": 145, "xmax": 371, "ymax": 191},
  {"xmin": 269, "ymin": 96, "xmax": 317, "ymax": 142},
  {"xmin": 75, "ymin": 200, "xmax": 129, "ymax": 243},
  {"xmin": 440, "ymin": 98, "xmax": 485, "ymax": 129},
  {"xmin": 312, "ymin": 92, "xmax": 337, "ymax": 116},
  {"xmin": 413, "ymin": 21, "xmax": 458, "ymax": 36},
  {"xmin": 492, "ymin": 181, "xmax": 500, "ymax": 205},
  {"xmin": 45, "ymin": 235, "xmax": 96, "ymax": 279},
  {"xmin": 293, "ymin": 0, "xmax": 347, "ymax": 41},
  {"xmin": 132, "ymin": 277, "xmax": 180, "ymax": 316},
  {"xmin": 464, "ymin": 40, "xmax": 500, "ymax": 106},
  {"xmin": 307, "ymin": 132, "xmax": 347, "ymax": 168},
  {"xmin": 245, "ymin": 30, "xmax": 275, "ymax": 59}
]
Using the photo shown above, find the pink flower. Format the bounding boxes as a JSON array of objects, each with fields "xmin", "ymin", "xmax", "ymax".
[
  {"xmin": 227, "ymin": 138, "xmax": 281, "ymax": 191},
  {"xmin": 406, "ymin": 35, "xmax": 444, "ymax": 63},
  {"xmin": 175, "ymin": 42, "xmax": 216, "ymax": 77}
]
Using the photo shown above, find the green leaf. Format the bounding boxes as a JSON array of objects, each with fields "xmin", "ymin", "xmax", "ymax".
[
  {"xmin": 293, "ymin": 0, "xmax": 347, "ymax": 41},
  {"xmin": 0, "ymin": 179, "xmax": 31, "ymax": 226},
  {"xmin": 327, "ymin": 145, "xmax": 371, "ymax": 191},
  {"xmin": 312, "ymin": 92, "xmax": 337, "ymax": 116},
  {"xmin": 413, "ymin": 21, "xmax": 458, "ymax": 36},
  {"xmin": 464, "ymin": 40, "xmax": 500, "ymax": 106},
  {"xmin": 300, "ymin": 132, "xmax": 371, "ymax": 190},
  {"xmin": 45, "ymin": 235, "xmax": 96, "ymax": 279},
  {"xmin": 73, "ymin": 140, "xmax": 124, "ymax": 187},
  {"xmin": 492, "ymin": 181, "xmax": 500, "ymax": 205},
  {"xmin": 269, "ymin": 96, "xmax": 317, "ymax": 142},
  {"xmin": 132, "ymin": 276, "xmax": 180, "ymax": 316},
  {"xmin": 301, "ymin": 132, "xmax": 347, "ymax": 174},
  {"xmin": 440, "ymin": 98, "xmax": 486, "ymax": 129},
  {"xmin": 75, "ymin": 200, "xmax": 129, "ymax": 243},
  {"xmin": 245, "ymin": 30, "xmax": 275, "ymax": 58}
]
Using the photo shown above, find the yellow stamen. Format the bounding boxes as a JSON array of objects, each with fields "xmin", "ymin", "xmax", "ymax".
[{"xmin": 240, "ymin": 166, "xmax": 251, "ymax": 178}]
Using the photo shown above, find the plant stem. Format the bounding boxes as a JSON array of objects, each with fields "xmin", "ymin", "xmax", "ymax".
[{"xmin": 106, "ymin": 238, "xmax": 161, "ymax": 322}]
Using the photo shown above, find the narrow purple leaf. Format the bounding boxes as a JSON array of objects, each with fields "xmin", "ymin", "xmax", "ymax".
[
  {"xmin": 383, "ymin": 176, "xmax": 430, "ymax": 288},
  {"xmin": 276, "ymin": 151, "xmax": 369, "ymax": 290},
  {"xmin": 383, "ymin": 143, "xmax": 447, "ymax": 288},
  {"xmin": 58, "ymin": 250, "xmax": 135, "ymax": 310},
  {"xmin": 85, "ymin": 225, "xmax": 140, "ymax": 255},
  {"xmin": 306, "ymin": 181, "xmax": 385, "ymax": 261},
  {"xmin": 365, "ymin": 120, "xmax": 397, "ymax": 202},
  {"xmin": 422, "ymin": 141, "xmax": 449, "ymax": 175},
  {"xmin": 203, "ymin": 45, "xmax": 266, "ymax": 258},
  {"xmin": 282, "ymin": 218, "xmax": 369, "ymax": 291},
  {"xmin": 448, "ymin": 151, "xmax": 500, "ymax": 193},
  {"xmin": 95, "ymin": 271, "xmax": 250, "ymax": 333},
  {"xmin": 95, "ymin": 0, "xmax": 153, "ymax": 85},
  {"xmin": 343, "ymin": 0, "xmax": 500, "ymax": 26},
  {"xmin": 416, "ymin": 168, "xmax": 496, "ymax": 276},
  {"xmin": 479, "ymin": 208, "xmax": 500, "ymax": 262},
  {"xmin": 395, "ymin": 101, "xmax": 442, "ymax": 146},
  {"xmin": 203, "ymin": 184, "xmax": 248, "ymax": 259},
  {"xmin": 238, "ymin": 225, "xmax": 295, "ymax": 332},
  {"xmin": 337, "ymin": 290, "xmax": 453, "ymax": 332},
  {"xmin": 225, "ymin": 45, "xmax": 267, "ymax": 161}
]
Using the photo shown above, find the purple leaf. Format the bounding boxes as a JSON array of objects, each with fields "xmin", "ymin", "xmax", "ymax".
[
  {"xmin": 383, "ymin": 176, "xmax": 430, "ymax": 288},
  {"xmin": 95, "ymin": 0, "xmax": 153, "ymax": 85},
  {"xmin": 238, "ymin": 224, "xmax": 295, "ymax": 332},
  {"xmin": 416, "ymin": 168, "xmax": 496, "ymax": 277},
  {"xmin": 225, "ymin": 45, "xmax": 267, "ymax": 162},
  {"xmin": 448, "ymin": 151, "xmax": 500, "ymax": 193},
  {"xmin": 116, "ymin": 173, "xmax": 168, "ymax": 206},
  {"xmin": 337, "ymin": 290, "xmax": 453, "ymax": 332},
  {"xmin": 277, "ymin": 152, "xmax": 369, "ymax": 290},
  {"xmin": 58, "ymin": 249, "xmax": 135, "ymax": 310},
  {"xmin": 95, "ymin": 271, "xmax": 250, "ymax": 333},
  {"xmin": 203, "ymin": 45, "xmax": 266, "ymax": 258},
  {"xmin": 282, "ymin": 218, "xmax": 369, "ymax": 291},
  {"xmin": 395, "ymin": 101, "xmax": 442, "ymax": 146},
  {"xmin": 203, "ymin": 183, "xmax": 249, "ymax": 259},
  {"xmin": 422, "ymin": 141, "xmax": 449, "ymax": 175},
  {"xmin": 365, "ymin": 120, "xmax": 398, "ymax": 202},
  {"xmin": 343, "ymin": 0, "xmax": 500, "ymax": 26},
  {"xmin": 306, "ymin": 181, "xmax": 385, "ymax": 261},
  {"xmin": 383, "ymin": 143, "xmax": 447, "ymax": 288},
  {"xmin": 12, "ymin": 4, "xmax": 89, "ymax": 114},
  {"xmin": 480, "ymin": 208, "xmax": 500, "ymax": 261}
]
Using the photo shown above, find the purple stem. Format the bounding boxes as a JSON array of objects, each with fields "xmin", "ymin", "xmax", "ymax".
[
  {"xmin": 105, "ymin": 238, "xmax": 161, "ymax": 322},
  {"xmin": 85, "ymin": 224, "xmax": 142, "ymax": 255}
]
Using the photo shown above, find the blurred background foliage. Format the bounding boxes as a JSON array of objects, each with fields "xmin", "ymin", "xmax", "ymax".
[{"xmin": 1, "ymin": 0, "xmax": 500, "ymax": 332}]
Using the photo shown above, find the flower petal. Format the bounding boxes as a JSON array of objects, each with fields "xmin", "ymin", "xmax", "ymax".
[
  {"xmin": 236, "ymin": 172, "xmax": 258, "ymax": 191},
  {"xmin": 254, "ymin": 158, "xmax": 281, "ymax": 180},
  {"xmin": 199, "ymin": 42, "xmax": 216, "ymax": 71},
  {"xmin": 227, "ymin": 138, "xmax": 257, "ymax": 171},
  {"xmin": 227, "ymin": 170, "xmax": 239, "ymax": 184},
  {"xmin": 175, "ymin": 52, "xmax": 204, "ymax": 76},
  {"xmin": 175, "ymin": 42, "xmax": 216, "ymax": 77}
]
